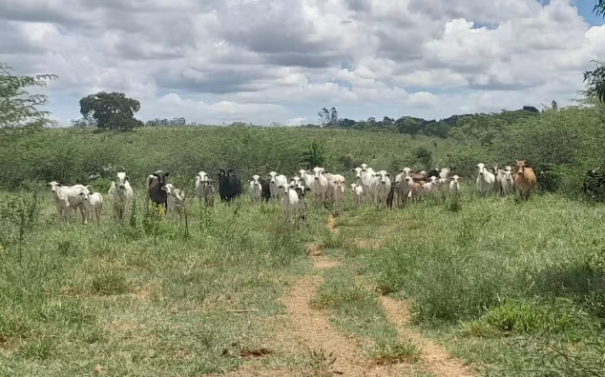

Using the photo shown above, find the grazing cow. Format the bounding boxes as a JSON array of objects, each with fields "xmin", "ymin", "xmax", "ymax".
[
  {"xmin": 48, "ymin": 181, "xmax": 90, "ymax": 224},
  {"xmin": 311, "ymin": 167, "xmax": 329, "ymax": 202},
  {"xmin": 148, "ymin": 170, "xmax": 170, "ymax": 212},
  {"xmin": 394, "ymin": 173, "xmax": 413, "ymax": 207},
  {"xmin": 83, "ymin": 185, "xmax": 103, "ymax": 223},
  {"xmin": 513, "ymin": 160, "xmax": 537, "ymax": 201},
  {"xmin": 476, "ymin": 163, "xmax": 496, "ymax": 196},
  {"xmin": 350, "ymin": 183, "xmax": 364, "ymax": 206},
  {"xmin": 369, "ymin": 170, "xmax": 392, "ymax": 209},
  {"xmin": 501, "ymin": 168, "xmax": 514, "ymax": 196},
  {"xmin": 162, "ymin": 183, "xmax": 186, "ymax": 219},
  {"xmin": 583, "ymin": 167, "xmax": 605, "ymax": 201},
  {"xmin": 278, "ymin": 183, "xmax": 311, "ymax": 225},
  {"xmin": 195, "ymin": 171, "xmax": 215, "ymax": 207},
  {"xmin": 449, "ymin": 175, "xmax": 462, "ymax": 196},
  {"xmin": 108, "ymin": 172, "xmax": 134, "ymax": 221},
  {"xmin": 248, "ymin": 175, "xmax": 263, "ymax": 203},
  {"xmin": 218, "ymin": 169, "xmax": 242, "ymax": 203}
]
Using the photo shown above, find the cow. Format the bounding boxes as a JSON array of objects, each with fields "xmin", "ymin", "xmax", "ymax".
[
  {"xmin": 331, "ymin": 176, "xmax": 346, "ymax": 214},
  {"xmin": 501, "ymin": 168, "xmax": 514, "ymax": 196},
  {"xmin": 494, "ymin": 165, "xmax": 504, "ymax": 196},
  {"xmin": 278, "ymin": 182, "xmax": 311, "ymax": 225},
  {"xmin": 386, "ymin": 184, "xmax": 396, "ymax": 209},
  {"xmin": 394, "ymin": 172, "xmax": 413, "ymax": 207},
  {"xmin": 449, "ymin": 175, "xmax": 462, "ymax": 196},
  {"xmin": 476, "ymin": 163, "xmax": 496, "ymax": 197},
  {"xmin": 298, "ymin": 169, "xmax": 315, "ymax": 190},
  {"xmin": 583, "ymin": 167, "xmax": 605, "ymax": 201},
  {"xmin": 218, "ymin": 169, "xmax": 242, "ymax": 203},
  {"xmin": 422, "ymin": 176, "xmax": 438, "ymax": 196},
  {"xmin": 408, "ymin": 181, "xmax": 424, "ymax": 203},
  {"xmin": 513, "ymin": 160, "xmax": 537, "ymax": 201},
  {"xmin": 48, "ymin": 181, "xmax": 90, "ymax": 224},
  {"xmin": 325, "ymin": 173, "xmax": 345, "ymax": 201},
  {"xmin": 311, "ymin": 167, "xmax": 329, "ymax": 202},
  {"xmin": 83, "ymin": 185, "xmax": 103, "ymax": 223},
  {"xmin": 360, "ymin": 166, "xmax": 376, "ymax": 199},
  {"xmin": 162, "ymin": 183, "xmax": 186, "ymax": 219},
  {"xmin": 268, "ymin": 171, "xmax": 288, "ymax": 200},
  {"xmin": 350, "ymin": 183, "xmax": 364, "ymax": 206},
  {"xmin": 248, "ymin": 174, "xmax": 263, "ymax": 203},
  {"xmin": 195, "ymin": 171, "xmax": 215, "ymax": 207},
  {"xmin": 369, "ymin": 170, "xmax": 391, "ymax": 209},
  {"xmin": 108, "ymin": 172, "xmax": 134, "ymax": 221},
  {"xmin": 147, "ymin": 170, "xmax": 170, "ymax": 212}
]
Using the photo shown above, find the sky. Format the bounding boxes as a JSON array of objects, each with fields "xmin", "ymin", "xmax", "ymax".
[{"xmin": 1, "ymin": 0, "xmax": 605, "ymax": 126}]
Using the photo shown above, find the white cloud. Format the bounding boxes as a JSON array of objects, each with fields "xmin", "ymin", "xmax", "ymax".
[{"xmin": 0, "ymin": 0, "xmax": 604, "ymax": 125}]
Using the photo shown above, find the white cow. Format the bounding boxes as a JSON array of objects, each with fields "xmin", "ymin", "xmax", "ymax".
[
  {"xmin": 449, "ymin": 175, "xmax": 462, "ymax": 196},
  {"xmin": 394, "ymin": 172, "xmax": 413, "ymax": 207},
  {"xmin": 476, "ymin": 163, "xmax": 496, "ymax": 196},
  {"xmin": 83, "ymin": 185, "xmax": 103, "ymax": 223},
  {"xmin": 298, "ymin": 169, "xmax": 315, "ymax": 190},
  {"xmin": 350, "ymin": 183, "xmax": 364, "ymax": 206},
  {"xmin": 48, "ymin": 181, "xmax": 90, "ymax": 224},
  {"xmin": 369, "ymin": 170, "xmax": 391, "ymax": 209},
  {"xmin": 108, "ymin": 172, "xmax": 134, "ymax": 221},
  {"xmin": 361, "ymin": 167, "xmax": 376, "ymax": 200},
  {"xmin": 311, "ymin": 167, "xmax": 329, "ymax": 202},
  {"xmin": 423, "ymin": 176, "xmax": 438, "ymax": 195},
  {"xmin": 278, "ymin": 182, "xmax": 310, "ymax": 225},
  {"xmin": 494, "ymin": 165, "xmax": 504, "ymax": 196},
  {"xmin": 501, "ymin": 168, "xmax": 514, "ymax": 196},
  {"xmin": 162, "ymin": 183, "xmax": 186, "ymax": 219},
  {"xmin": 248, "ymin": 174, "xmax": 263, "ymax": 203},
  {"xmin": 331, "ymin": 176, "xmax": 346, "ymax": 214},
  {"xmin": 408, "ymin": 181, "xmax": 424, "ymax": 203},
  {"xmin": 268, "ymin": 171, "xmax": 288, "ymax": 200},
  {"xmin": 439, "ymin": 167, "xmax": 451, "ymax": 180},
  {"xmin": 195, "ymin": 171, "xmax": 215, "ymax": 207},
  {"xmin": 325, "ymin": 173, "xmax": 345, "ymax": 200}
]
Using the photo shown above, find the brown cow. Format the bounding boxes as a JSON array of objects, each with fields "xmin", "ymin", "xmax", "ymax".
[{"xmin": 513, "ymin": 160, "xmax": 537, "ymax": 200}]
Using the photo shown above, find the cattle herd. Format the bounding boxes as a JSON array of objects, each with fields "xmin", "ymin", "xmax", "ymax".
[{"xmin": 46, "ymin": 159, "xmax": 544, "ymax": 226}]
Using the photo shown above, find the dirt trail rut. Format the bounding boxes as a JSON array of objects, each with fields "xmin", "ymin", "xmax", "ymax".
[{"xmin": 379, "ymin": 297, "xmax": 475, "ymax": 377}]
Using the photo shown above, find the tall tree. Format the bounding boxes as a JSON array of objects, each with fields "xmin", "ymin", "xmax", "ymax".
[
  {"xmin": 318, "ymin": 107, "xmax": 330, "ymax": 127},
  {"xmin": 329, "ymin": 107, "xmax": 339, "ymax": 126},
  {"xmin": 584, "ymin": 1, "xmax": 605, "ymax": 101},
  {"xmin": 0, "ymin": 62, "xmax": 57, "ymax": 130},
  {"xmin": 79, "ymin": 91, "xmax": 144, "ymax": 131}
]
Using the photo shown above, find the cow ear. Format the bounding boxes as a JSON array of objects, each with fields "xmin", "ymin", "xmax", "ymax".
[
  {"xmin": 165, "ymin": 172, "xmax": 170, "ymax": 177},
  {"xmin": 125, "ymin": 176, "xmax": 129, "ymax": 181}
]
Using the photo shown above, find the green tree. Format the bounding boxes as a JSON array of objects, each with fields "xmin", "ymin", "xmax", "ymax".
[
  {"xmin": 301, "ymin": 141, "xmax": 326, "ymax": 169},
  {"xmin": 584, "ymin": 1, "xmax": 605, "ymax": 101},
  {"xmin": 79, "ymin": 91, "xmax": 144, "ymax": 131},
  {"xmin": 0, "ymin": 62, "xmax": 57, "ymax": 130}
]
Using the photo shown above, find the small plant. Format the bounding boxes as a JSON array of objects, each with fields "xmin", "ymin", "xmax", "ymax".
[
  {"xmin": 90, "ymin": 272, "xmax": 129, "ymax": 295},
  {"xmin": 369, "ymin": 340, "xmax": 421, "ymax": 365},
  {"xmin": 305, "ymin": 348, "xmax": 336, "ymax": 377}
]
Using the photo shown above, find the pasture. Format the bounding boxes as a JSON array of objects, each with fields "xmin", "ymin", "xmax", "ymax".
[{"xmin": 1, "ymin": 176, "xmax": 604, "ymax": 377}]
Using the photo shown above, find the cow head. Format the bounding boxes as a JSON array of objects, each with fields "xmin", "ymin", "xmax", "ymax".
[
  {"xmin": 268, "ymin": 171, "xmax": 278, "ymax": 185},
  {"xmin": 312, "ymin": 167, "xmax": 324, "ymax": 181},
  {"xmin": 151, "ymin": 170, "xmax": 169, "ymax": 189},
  {"xmin": 360, "ymin": 163, "xmax": 369, "ymax": 172},
  {"xmin": 114, "ymin": 172, "xmax": 129, "ymax": 190},
  {"xmin": 401, "ymin": 167, "xmax": 412, "ymax": 177},
  {"xmin": 374, "ymin": 170, "xmax": 390, "ymax": 185},
  {"xmin": 352, "ymin": 167, "xmax": 363, "ymax": 181},
  {"xmin": 477, "ymin": 163, "xmax": 488, "ymax": 176},
  {"xmin": 48, "ymin": 181, "xmax": 61, "ymax": 192},
  {"xmin": 504, "ymin": 171, "xmax": 513, "ymax": 181},
  {"xmin": 515, "ymin": 160, "xmax": 527, "ymax": 175}
]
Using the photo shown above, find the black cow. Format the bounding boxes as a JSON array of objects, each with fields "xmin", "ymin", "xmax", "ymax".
[
  {"xmin": 218, "ymin": 169, "xmax": 242, "ymax": 203},
  {"xmin": 259, "ymin": 177, "xmax": 271, "ymax": 203},
  {"xmin": 386, "ymin": 184, "xmax": 396, "ymax": 209},
  {"xmin": 148, "ymin": 170, "xmax": 170, "ymax": 211},
  {"xmin": 583, "ymin": 167, "xmax": 605, "ymax": 201}
]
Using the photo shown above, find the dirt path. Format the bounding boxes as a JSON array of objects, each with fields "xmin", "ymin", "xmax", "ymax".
[{"xmin": 379, "ymin": 294, "xmax": 476, "ymax": 377}]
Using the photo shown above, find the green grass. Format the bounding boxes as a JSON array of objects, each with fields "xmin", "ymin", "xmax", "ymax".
[{"xmin": 1, "ymin": 183, "xmax": 604, "ymax": 376}]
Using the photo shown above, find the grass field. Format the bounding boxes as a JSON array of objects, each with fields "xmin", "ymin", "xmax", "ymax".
[{"xmin": 0, "ymin": 183, "xmax": 604, "ymax": 377}]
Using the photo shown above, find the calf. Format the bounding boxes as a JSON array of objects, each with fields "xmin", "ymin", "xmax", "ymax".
[
  {"xmin": 331, "ymin": 177, "xmax": 346, "ymax": 214},
  {"xmin": 422, "ymin": 176, "xmax": 438, "ymax": 196},
  {"xmin": 108, "ymin": 172, "xmax": 134, "ymax": 221},
  {"xmin": 162, "ymin": 183, "xmax": 186, "ymax": 219},
  {"xmin": 501, "ymin": 168, "xmax": 514, "ymax": 196},
  {"xmin": 386, "ymin": 184, "xmax": 396, "ymax": 209},
  {"xmin": 513, "ymin": 160, "xmax": 537, "ymax": 200},
  {"xmin": 350, "ymin": 183, "xmax": 364, "ymax": 206},
  {"xmin": 449, "ymin": 175, "xmax": 462, "ymax": 196},
  {"xmin": 84, "ymin": 185, "xmax": 103, "ymax": 223},
  {"xmin": 195, "ymin": 171, "xmax": 216, "ymax": 207},
  {"xmin": 248, "ymin": 174, "xmax": 263, "ymax": 203},
  {"xmin": 48, "ymin": 181, "xmax": 90, "ymax": 224},
  {"xmin": 148, "ymin": 170, "xmax": 170, "ymax": 212}
]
